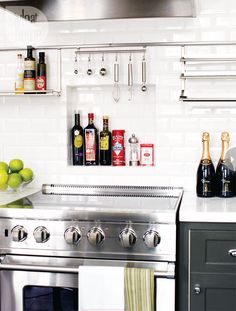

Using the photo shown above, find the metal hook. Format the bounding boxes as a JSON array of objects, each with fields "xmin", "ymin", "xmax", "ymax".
[
  {"xmin": 87, "ymin": 54, "xmax": 93, "ymax": 75},
  {"xmin": 129, "ymin": 53, "xmax": 132, "ymax": 62},
  {"xmin": 143, "ymin": 51, "xmax": 146, "ymax": 61},
  {"xmin": 74, "ymin": 54, "xmax": 78, "ymax": 74},
  {"xmin": 99, "ymin": 53, "xmax": 107, "ymax": 76}
]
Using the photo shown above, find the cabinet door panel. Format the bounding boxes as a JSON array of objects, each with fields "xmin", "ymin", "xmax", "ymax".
[
  {"xmin": 190, "ymin": 273, "xmax": 236, "ymax": 311},
  {"xmin": 190, "ymin": 229, "xmax": 236, "ymax": 273}
]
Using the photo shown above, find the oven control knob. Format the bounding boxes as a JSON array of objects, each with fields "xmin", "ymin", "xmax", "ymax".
[
  {"xmin": 11, "ymin": 225, "xmax": 28, "ymax": 242},
  {"xmin": 143, "ymin": 230, "xmax": 161, "ymax": 248},
  {"xmin": 33, "ymin": 226, "xmax": 50, "ymax": 243},
  {"xmin": 87, "ymin": 227, "xmax": 105, "ymax": 246},
  {"xmin": 64, "ymin": 227, "xmax": 82, "ymax": 245},
  {"xmin": 119, "ymin": 228, "xmax": 137, "ymax": 248}
]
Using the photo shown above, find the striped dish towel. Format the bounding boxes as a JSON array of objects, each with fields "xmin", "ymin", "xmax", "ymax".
[{"xmin": 124, "ymin": 268, "xmax": 154, "ymax": 311}]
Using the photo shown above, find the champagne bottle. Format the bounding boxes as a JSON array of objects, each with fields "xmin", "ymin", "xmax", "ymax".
[
  {"xmin": 24, "ymin": 45, "xmax": 36, "ymax": 93},
  {"xmin": 36, "ymin": 52, "xmax": 46, "ymax": 92},
  {"xmin": 100, "ymin": 116, "xmax": 112, "ymax": 165},
  {"xmin": 71, "ymin": 113, "xmax": 84, "ymax": 166},
  {"xmin": 84, "ymin": 113, "xmax": 99, "ymax": 165},
  {"xmin": 196, "ymin": 132, "xmax": 216, "ymax": 197},
  {"xmin": 216, "ymin": 132, "xmax": 234, "ymax": 197}
]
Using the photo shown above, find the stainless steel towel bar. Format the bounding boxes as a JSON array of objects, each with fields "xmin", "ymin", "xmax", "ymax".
[{"xmin": 0, "ymin": 263, "xmax": 174, "ymax": 278}]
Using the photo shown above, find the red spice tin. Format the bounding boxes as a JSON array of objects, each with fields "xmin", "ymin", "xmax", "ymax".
[{"xmin": 112, "ymin": 130, "xmax": 125, "ymax": 166}]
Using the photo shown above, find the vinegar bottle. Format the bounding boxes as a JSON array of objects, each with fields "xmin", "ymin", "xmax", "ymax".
[
  {"xmin": 71, "ymin": 113, "xmax": 84, "ymax": 166},
  {"xmin": 100, "ymin": 116, "xmax": 112, "ymax": 166},
  {"xmin": 216, "ymin": 132, "xmax": 234, "ymax": 197},
  {"xmin": 36, "ymin": 52, "xmax": 46, "ymax": 92},
  {"xmin": 84, "ymin": 113, "xmax": 99, "ymax": 165},
  {"xmin": 24, "ymin": 45, "xmax": 36, "ymax": 93},
  {"xmin": 196, "ymin": 132, "xmax": 216, "ymax": 197}
]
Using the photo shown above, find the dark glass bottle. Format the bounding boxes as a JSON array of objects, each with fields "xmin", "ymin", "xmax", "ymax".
[
  {"xmin": 84, "ymin": 113, "xmax": 99, "ymax": 165},
  {"xmin": 71, "ymin": 113, "xmax": 84, "ymax": 166},
  {"xmin": 100, "ymin": 116, "xmax": 112, "ymax": 165},
  {"xmin": 216, "ymin": 132, "xmax": 234, "ymax": 197},
  {"xmin": 36, "ymin": 52, "xmax": 46, "ymax": 93},
  {"xmin": 196, "ymin": 132, "xmax": 216, "ymax": 197},
  {"xmin": 24, "ymin": 45, "xmax": 36, "ymax": 93}
]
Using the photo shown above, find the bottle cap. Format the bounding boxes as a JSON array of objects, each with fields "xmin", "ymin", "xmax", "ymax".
[
  {"xmin": 88, "ymin": 113, "xmax": 94, "ymax": 119},
  {"xmin": 221, "ymin": 132, "xmax": 230, "ymax": 142},
  {"xmin": 128, "ymin": 134, "xmax": 139, "ymax": 144},
  {"xmin": 39, "ymin": 52, "xmax": 45, "ymax": 60},
  {"xmin": 202, "ymin": 132, "xmax": 210, "ymax": 141}
]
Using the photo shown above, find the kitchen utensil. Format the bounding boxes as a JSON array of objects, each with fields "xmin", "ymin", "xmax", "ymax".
[
  {"xmin": 99, "ymin": 54, "xmax": 107, "ymax": 76},
  {"xmin": 87, "ymin": 55, "xmax": 93, "ymax": 75},
  {"xmin": 73, "ymin": 55, "xmax": 78, "ymax": 74},
  {"xmin": 128, "ymin": 54, "xmax": 133, "ymax": 101},
  {"xmin": 141, "ymin": 53, "xmax": 147, "ymax": 92},
  {"xmin": 112, "ymin": 54, "xmax": 120, "ymax": 102}
]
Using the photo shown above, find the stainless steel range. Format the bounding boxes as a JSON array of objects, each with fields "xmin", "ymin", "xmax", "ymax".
[{"xmin": 0, "ymin": 184, "xmax": 183, "ymax": 311}]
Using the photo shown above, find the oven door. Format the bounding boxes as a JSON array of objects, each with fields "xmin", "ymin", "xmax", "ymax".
[{"xmin": 0, "ymin": 255, "xmax": 175, "ymax": 311}]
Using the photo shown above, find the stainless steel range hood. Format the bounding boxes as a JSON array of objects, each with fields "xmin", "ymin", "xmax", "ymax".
[{"xmin": 0, "ymin": 0, "xmax": 195, "ymax": 22}]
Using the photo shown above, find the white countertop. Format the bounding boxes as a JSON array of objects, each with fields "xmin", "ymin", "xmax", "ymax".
[
  {"xmin": 180, "ymin": 191, "xmax": 236, "ymax": 223},
  {"xmin": 0, "ymin": 187, "xmax": 40, "ymax": 205}
]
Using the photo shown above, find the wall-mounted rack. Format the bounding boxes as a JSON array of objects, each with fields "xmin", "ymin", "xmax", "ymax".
[
  {"xmin": 75, "ymin": 48, "xmax": 146, "ymax": 55},
  {"xmin": 1, "ymin": 41, "xmax": 236, "ymax": 100},
  {"xmin": 179, "ymin": 45, "xmax": 236, "ymax": 102},
  {"xmin": 0, "ymin": 48, "xmax": 62, "ymax": 97}
]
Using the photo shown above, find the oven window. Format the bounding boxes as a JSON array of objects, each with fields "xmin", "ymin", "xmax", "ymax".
[{"xmin": 23, "ymin": 286, "xmax": 78, "ymax": 311}]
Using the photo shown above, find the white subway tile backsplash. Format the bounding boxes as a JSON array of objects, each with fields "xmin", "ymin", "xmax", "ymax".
[{"xmin": 0, "ymin": 0, "xmax": 236, "ymax": 190}]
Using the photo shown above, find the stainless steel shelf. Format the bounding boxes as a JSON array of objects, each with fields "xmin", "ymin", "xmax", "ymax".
[
  {"xmin": 180, "ymin": 96, "xmax": 236, "ymax": 102},
  {"xmin": 180, "ymin": 74, "xmax": 236, "ymax": 79},
  {"xmin": 180, "ymin": 57, "xmax": 236, "ymax": 63},
  {"xmin": 0, "ymin": 90, "xmax": 61, "ymax": 96}
]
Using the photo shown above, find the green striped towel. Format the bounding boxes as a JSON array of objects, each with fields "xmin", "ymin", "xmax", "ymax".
[{"xmin": 124, "ymin": 268, "xmax": 154, "ymax": 311}]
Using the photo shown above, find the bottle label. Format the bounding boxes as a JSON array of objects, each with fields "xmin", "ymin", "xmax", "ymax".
[
  {"xmin": 85, "ymin": 129, "xmax": 96, "ymax": 161},
  {"xmin": 36, "ymin": 76, "xmax": 46, "ymax": 90},
  {"xmin": 24, "ymin": 79, "xmax": 35, "ymax": 91},
  {"xmin": 100, "ymin": 136, "xmax": 109, "ymax": 150},
  {"xmin": 24, "ymin": 60, "xmax": 35, "ymax": 71},
  {"xmin": 74, "ymin": 135, "xmax": 83, "ymax": 148},
  {"xmin": 15, "ymin": 73, "xmax": 24, "ymax": 90}
]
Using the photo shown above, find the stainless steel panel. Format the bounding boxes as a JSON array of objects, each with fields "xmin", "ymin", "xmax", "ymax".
[
  {"xmin": 0, "ymin": 0, "xmax": 195, "ymax": 21},
  {"xmin": 0, "ymin": 255, "xmax": 175, "ymax": 311},
  {"xmin": 0, "ymin": 219, "xmax": 176, "ymax": 261}
]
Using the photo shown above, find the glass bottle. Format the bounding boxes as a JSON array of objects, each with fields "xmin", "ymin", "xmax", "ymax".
[
  {"xmin": 36, "ymin": 52, "xmax": 47, "ymax": 92},
  {"xmin": 15, "ymin": 53, "xmax": 24, "ymax": 93},
  {"xmin": 24, "ymin": 45, "xmax": 36, "ymax": 93},
  {"xmin": 100, "ymin": 116, "xmax": 112, "ymax": 165},
  {"xmin": 196, "ymin": 132, "xmax": 216, "ymax": 197},
  {"xmin": 84, "ymin": 113, "xmax": 99, "ymax": 165},
  {"xmin": 216, "ymin": 132, "xmax": 234, "ymax": 197},
  {"xmin": 71, "ymin": 113, "xmax": 84, "ymax": 166}
]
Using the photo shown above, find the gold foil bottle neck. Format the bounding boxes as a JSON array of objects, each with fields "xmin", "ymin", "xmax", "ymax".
[
  {"xmin": 221, "ymin": 132, "xmax": 230, "ymax": 142},
  {"xmin": 202, "ymin": 132, "xmax": 210, "ymax": 142}
]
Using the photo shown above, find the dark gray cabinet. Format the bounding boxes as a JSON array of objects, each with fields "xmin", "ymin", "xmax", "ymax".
[{"xmin": 177, "ymin": 222, "xmax": 236, "ymax": 311}]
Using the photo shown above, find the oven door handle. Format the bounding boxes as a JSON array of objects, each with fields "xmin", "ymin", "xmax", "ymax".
[{"xmin": 0, "ymin": 262, "xmax": 174, "ymax": 278}]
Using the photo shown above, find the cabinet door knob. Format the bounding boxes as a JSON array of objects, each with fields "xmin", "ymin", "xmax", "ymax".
[
  {"xmin": 228, "ymin": 249, "xmax": 236, "ymax": 257},
  {"xmin": 194, "ymin": 285, "xmax": 201, "ymax": 295}
]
